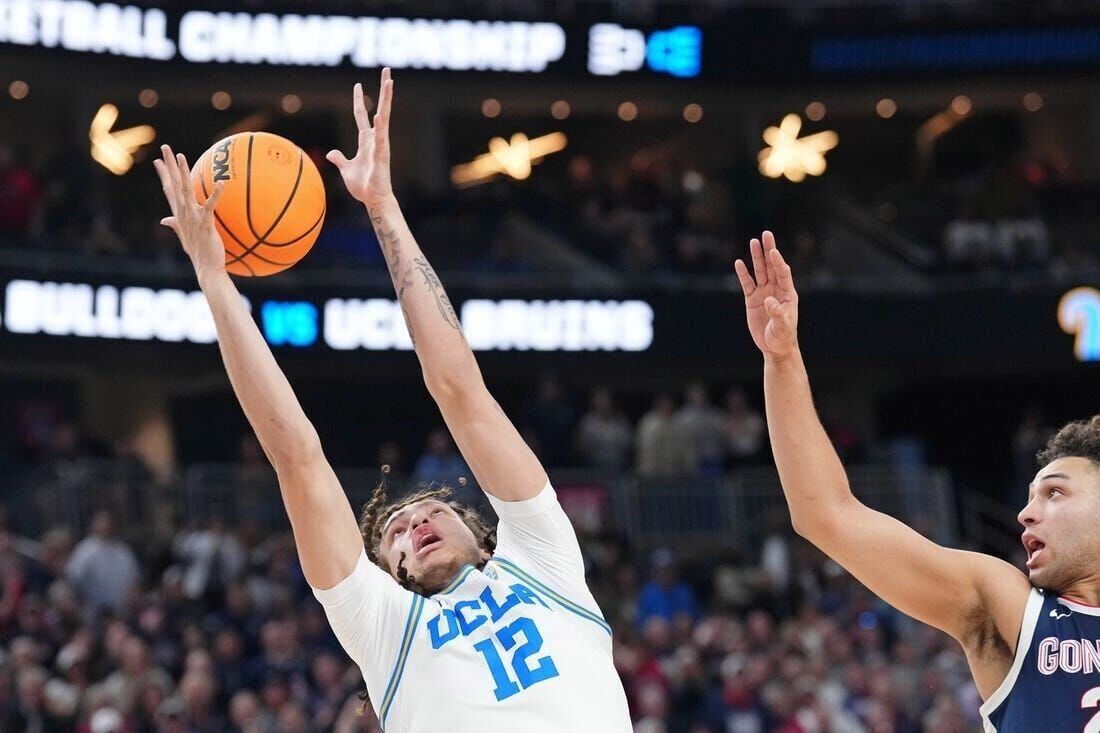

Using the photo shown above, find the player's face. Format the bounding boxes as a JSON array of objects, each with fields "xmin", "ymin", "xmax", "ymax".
[
  {"xmin": 1018, "ymin": 457, "xmax": 1100, "ymax": 591},
  {"xmin": 380, "ymin": 500, "xmax": 487, "ymax": 594}
]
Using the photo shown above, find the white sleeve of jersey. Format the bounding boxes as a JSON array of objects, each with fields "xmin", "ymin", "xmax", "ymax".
[
  {"xmin": 488, "ymin": 484, "xmax": 600, "ymax": 614},
  {"xmin": 310, "ymin": 550, "xmax": 415, "ymax": 691}
]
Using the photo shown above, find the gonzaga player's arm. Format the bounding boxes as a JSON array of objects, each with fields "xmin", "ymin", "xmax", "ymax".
[
  {"xmin": 734, "ymin": 232, "xmax": 1032, "ymax": 698},
  {"xmin": 153, "ymin": 145, "xmax": 363, "ymax": 592},
  {"xmin": 328, "ymin": 70, "xmax": 589, "ymax": 596}
]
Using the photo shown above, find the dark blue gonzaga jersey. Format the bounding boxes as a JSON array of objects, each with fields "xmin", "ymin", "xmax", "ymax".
[{"xmin": 981, "ymin": 589, "xmax": 1100, "ymax": 732}]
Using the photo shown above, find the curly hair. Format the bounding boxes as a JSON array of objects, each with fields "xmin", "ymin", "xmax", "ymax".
[
  {"xmin": 1037, "ymin": 415, "xmax": 1100, "ymax": 468},
  {"xmin": 354, "ymin": 467, "xmax": 497, "ymax": 716},
  {"xmin": 357, "ymin": 466, "xmax": 496, "ymax": 595}
]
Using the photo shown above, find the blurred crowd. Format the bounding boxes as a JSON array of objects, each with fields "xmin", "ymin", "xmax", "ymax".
[
  {"xmin": 393, "ymin": 377, "xmax": 865, "ymax": 487},
  {"xmin": 0, "ymin": 498, "xmax": 981, "ymax": 733},
  {"xmin": 4, "ymin": 137, "xmax": 1096, "ymax": 282},
  {"xmin": 379, "ymin": 380, "xmax": 781, "ymax": 490}
]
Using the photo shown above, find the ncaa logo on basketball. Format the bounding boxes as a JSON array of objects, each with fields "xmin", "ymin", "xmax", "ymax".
[{"xmin": 211, "ymin": 138, "xmax": 233, "ymax": 182}]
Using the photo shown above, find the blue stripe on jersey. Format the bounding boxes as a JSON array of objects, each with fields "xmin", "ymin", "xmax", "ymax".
[
  {"xmin": 491, "ymin": 555, "xmax": 612, "ymax": 636},
  {"xmin": 435, "ymin": 564, "xmax": 476, "ymax": 596},
  {"xmin": 379, "ymin": 593, "xmax": 425, "ymax": 728}
]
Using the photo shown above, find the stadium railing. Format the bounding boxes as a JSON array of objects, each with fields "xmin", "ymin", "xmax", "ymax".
[{"xmin": 3, "ymin": 459, "xmax": 958, "ymax": 557}]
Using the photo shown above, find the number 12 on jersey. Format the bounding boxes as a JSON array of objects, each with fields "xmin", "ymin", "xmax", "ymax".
[{"xmin": 472, "ymin": 617, "xmax": 560, "ymax": 701}]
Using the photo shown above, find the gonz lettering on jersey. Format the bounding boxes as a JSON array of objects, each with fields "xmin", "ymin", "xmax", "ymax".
[{"xmin": 1038, "ymin": 637, "xmax": 1100, "ymax": 675}]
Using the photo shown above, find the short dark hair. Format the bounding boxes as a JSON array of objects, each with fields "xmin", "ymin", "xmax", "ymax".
[
  {"xmin": 1037, "ymin": 415, "xmax": 1100, "ymax": 468},
  {"xmin": 357, "ymin": 468, "xmax": 495, "ymax": 595}
]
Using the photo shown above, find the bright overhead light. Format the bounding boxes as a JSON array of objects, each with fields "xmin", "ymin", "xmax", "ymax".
[
  {"xmin": 757, "ymin": 114, "xmax": 838, "ymax": 183},
  {"xmin": 451, "ymin": 132, "xmax": 568, "ymax": 187},
  {"xmin": 951, "ymin": 95, "xmax": 972, "ymax": 116},
  {"xmin": 683, "ymin": 104, "xmax": 703, "ymax": 123},
  {"xmin": 89, "ymin": 104, "xmax": 156, "ymax": 175},
  {"xmin": 281, "ymin": 94, "xmax": 301, "ymax": 114},
  {"xmin": 481, "ymin": 98, "xmax": 501, "ymax": 118}
]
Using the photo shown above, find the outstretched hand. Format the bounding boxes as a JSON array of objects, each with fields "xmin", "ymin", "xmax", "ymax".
[
  {"xmin": 153, "ymin": 144, "xmax": 225, "ymax": 281},
  {"xmin": 733, "ymin": 231, "xmax": 800, "ymax": 359},
  {"xmin": 327, "ymin": 67, "xmax": 394, "ymax": 208}
]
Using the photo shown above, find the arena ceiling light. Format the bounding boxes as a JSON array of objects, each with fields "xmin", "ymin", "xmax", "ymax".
[
  {"xmin": 89, "ymin": 104, "xmax": 156, "ymax": 175},
  {"xmin": 450, "ymin": 132, "xmax": 567, "ymax": 187},
  {"xmin": 757, "ymin": 114, "xmax": 838, "ymax": 182}
]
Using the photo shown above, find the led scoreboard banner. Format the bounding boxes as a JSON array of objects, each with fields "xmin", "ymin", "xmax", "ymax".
[
  {"xmin": 0, "ymin": 273, "xmax": 1094, "ymax": 367},
  {"xmin": 4, "ymin": 0, "xmax": 1100, "ymax": 81},
  {"xmin": 0, "ymin": 0, "xmax": 704, "ymax": 78},
  {"xmin": 0, "ymin": 278, "xmax": 655, "ymax": 353}
]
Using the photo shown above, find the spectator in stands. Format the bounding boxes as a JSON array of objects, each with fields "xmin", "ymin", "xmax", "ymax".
[
  {"xmin": 786, "ymin": 229, "xmax": 836, "ymax": 288},
  {"xmin": 88, "ymin": 704, "xmax": 123, "ymax": 733},
  {"xmin": 2, "ymin": 664, "xmax": 70, "ymax": 732},
  {"xmin": 411, "ymin": 428, "xmax": 469, "ymax": 493},
  {"xmin": 226, "ymin": 689, "xmax": 271, "ymax": 733},
  {"xmin": 636, "ymin": 548, "xmax": 699, "ymax": 629},
  {"xmin": 65, "ymin": 512, "xmax": 140, "ymax": 616},
  {"xmin": 676, "ymin": 384, "xmax": 726, "ymax": 477},
  {"xmin": 619, "ymin": 226, "xmax": 665, "ymax": 273},
  {"xmin": 1011, "ymin": 407, "xmax": 1053, "ymax": 502},
  {"xmin": 636, "ymin": 394, "xmax": 695, "ymax": 478},
  {"xmin": 724, "ymin": 387, "xmax": 766, "ymax": 467},
  {"xmin": 177, "ymin": 668, "xmax": 223, "ymax": 733},
  {"xmin": 173, "ymin": 517, "xmax": 245, "ymax": 605},
  {"xmin": 307, "ymin": 650, "xmax": 353, "ymax": 730},
  {"xmin": 0, "ymin": 145, "xmax": 42, "ymax": 242},
  {"xmin": 575, "ymin": 388, "xmax": 633, "ymax": 471},
  {"xmin": 521, "ymin": 374, "xmax": 577, "ymax": 466},
  {"xmin": 96, "ymin": 636, "xmax": 171, "ymax": 715},
  {"xmin": 374, "ymin": 440, "xmax": 404, "ymax": 475},
  {"xmin": 0, "ymin": 529, "xmax": 27, "ymax": 634},
  {"xmin": 1049, "ymin": 239, "xmax": 1100, "ymax": 282}
]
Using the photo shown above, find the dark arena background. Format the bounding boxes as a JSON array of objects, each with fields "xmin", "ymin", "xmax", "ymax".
[{"xmin": 1, "ymin": 0, "xmax": 1099, "ymax": 731}]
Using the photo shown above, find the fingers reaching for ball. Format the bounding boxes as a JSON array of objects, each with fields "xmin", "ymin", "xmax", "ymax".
[
  {"xmin": 203, "ymin": 181, "xmax": 225, "ymax": 213},
  {"xmin": 327, "ymin": 68, "xmax": 397, "ymax": 207},
  {"xmin": 373, "ymin": 68, "xmax": 393, "ymax": 162}
]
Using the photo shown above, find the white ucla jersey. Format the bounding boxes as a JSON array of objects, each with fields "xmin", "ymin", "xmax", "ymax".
[{"xmin": 312, "ymin": 485, "xmax": 632, "ymax": 732}]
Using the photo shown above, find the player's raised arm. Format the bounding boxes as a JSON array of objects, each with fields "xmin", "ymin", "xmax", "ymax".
[
  {"xmin": 734, "ymin": 233, "xmax": 1030, "ymax": 675},
  {"xmin": 153, "ymin": 145, "xmax": 362, "ymax": 590},
  {"xmin": 328, "ymin": 69, "xmax": 546, "ymax": 503}
]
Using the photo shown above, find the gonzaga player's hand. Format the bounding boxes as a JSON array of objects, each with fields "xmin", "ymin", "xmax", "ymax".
[
  {"xmin": 327, "ymin": 68, "xmax": 394, "ymax": 208},
  {"xmin": 734, "ymin": 230, "xmax": 800, "ymax": 360},
  {"xmin": 153, "ymin": 144, "xmax": 225, "ymax": 281}
]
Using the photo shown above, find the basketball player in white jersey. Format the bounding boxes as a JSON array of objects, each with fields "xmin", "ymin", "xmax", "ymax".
[
  {"xmin": 734, "ymin": 231, "xmax": 1100, "ymax": 732},
  {"xmin": 153, "ymin": 69, "xmax": 631, "ymax": 731}
]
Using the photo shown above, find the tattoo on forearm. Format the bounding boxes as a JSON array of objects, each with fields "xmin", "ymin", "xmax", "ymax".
[
  {"xmin": 413, "ymin": 256, "xmax": 461, "ymax": 330},
  {"xmin": 369, "ymin": 207, "xmax": 416, "ymax": 344},
  {"xmin": 400, "ymin": 309, "xmax": 416, "ymax": 346}
]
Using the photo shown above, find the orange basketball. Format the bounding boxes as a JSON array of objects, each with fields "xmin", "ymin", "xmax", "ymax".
[{"xmin": 191, "ymin": 132, "xmax": 325, "ymax": 277}]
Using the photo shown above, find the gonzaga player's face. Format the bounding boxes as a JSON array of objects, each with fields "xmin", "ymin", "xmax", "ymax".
[
  {"xmin": 380, "ymin": 500, "xmax": 489, "ymax": 594},
  {"xmin": 1019, "ymin": 457, "xmax": 1100, "ymax": 592}
]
